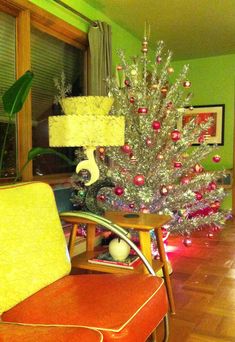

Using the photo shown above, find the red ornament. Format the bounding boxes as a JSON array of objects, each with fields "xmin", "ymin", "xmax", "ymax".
[
  {"xmin": 183, "ymin": 80, "xmax": 191, "ymax": 88},
  {"xmin": 114, "ymin": 186, "xmax": 124, "ymax": 196},
  {"xmin": 133, "ymin": 174, "xmax": 145, "ymax": 186},
  {"xmin": 121, "ymin": 143, "xmax": 132, "ymax": 154},
  {"xmin": 117, "ymin": 65, "xmax": 123, "ymax": 71},
  {"xmin": 129, "ymin": 96, "xmax": 135, "ymax": 104},
  {"xmin": 195, "ymin": 192, "xmax": 203, "ymax": 201},
  {"xmin": 183, "ymin": 237, "xmax": 192, "ymax": 247},
  {"xmin": 198, "ymin": 135, "xmax": 205, "ymax": 143},
  {"xmin": 152, "ymin": 120, "xmax": 161, "ymax": 131},
  {"xmin": 98, "ymin": 194, "xmax": 106, "ymax": 202},
  {"xmin": 146, "ymin": 137, "xmax": 152, "ymax": 147},
  {"xmin": 208, "ymin": 181, "xmax": 217, "ymax": 191},
  {"xmin": 129, "ymin": 203, "xmax": 134, "ymax": 209},
  {"xmin": 171, "ymin": 130, "xmax": 181, "ymax": 142},
  {"xmin": 194, "ymin": 163, "xmax": 204, "ymax": 173},
  {"xmin": 160, "ymin": 185, "xmax": 168, "ymax": 196},
  {"xmin": 181, "ymin": 176, "xmax": 190, "ymax": 184},
  {"xmin": 156, "ymin": 56, "xmax": 162, "ymax": 64},
  {"xmin": 174, "ymin": 161, "xmax": 182, "ymax": 168},
  {"xmin": 138, "ymin": 107, "xmax": 148, "ymax": 114},
  {"xmin": 207, "ymin": 232, "xmax": 214, "ymax": 239},
  {"xmin": 212, "ymin": 155, "xmax": 221, "ymax": 163},
  {"xmin": 124, "ymin": 79, "xmax": 130, "ymax": 86}
]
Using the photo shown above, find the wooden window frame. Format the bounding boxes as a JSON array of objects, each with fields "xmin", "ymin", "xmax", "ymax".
[{"xmin": 0, "ymin": 0, "xmax": 88, "ymax": 184}]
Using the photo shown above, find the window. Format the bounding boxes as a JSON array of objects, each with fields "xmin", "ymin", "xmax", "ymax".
[
  {"xmin": 0, "ymin": 0, "xmax": 88, "ymax": 182},
  {"xmin": 0, "ymin": 12, "xmax": 16, "ymax": 177}
]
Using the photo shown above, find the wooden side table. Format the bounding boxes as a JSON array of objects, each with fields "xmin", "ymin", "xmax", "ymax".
[{"xmin": 61, "ymin": 211, "xmax": 175, "ymax": 314}]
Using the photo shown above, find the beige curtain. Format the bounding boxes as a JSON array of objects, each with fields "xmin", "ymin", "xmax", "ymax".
[{"xmin": 88, "ymin": 21, "xmax": 112, "ymax": 95}]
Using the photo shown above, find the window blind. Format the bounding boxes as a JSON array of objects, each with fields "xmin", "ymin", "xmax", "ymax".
[
  {"xmin": 0, "ymin": 12, "xmax": 16, "ymax": 177},
  {"xmin": 31, "ymin": 26, "xmax": 84, "ymax": 175}
]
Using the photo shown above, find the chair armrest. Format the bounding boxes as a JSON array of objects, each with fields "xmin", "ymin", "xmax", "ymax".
[{"xmin": 60, "ymin": 211, "xmax": 156, "ymax": 276}]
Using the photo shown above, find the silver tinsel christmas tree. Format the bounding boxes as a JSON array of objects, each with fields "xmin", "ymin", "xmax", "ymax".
[{"xmin": 89, "ymin": 35, "xmax": 228, "ymax": 238}]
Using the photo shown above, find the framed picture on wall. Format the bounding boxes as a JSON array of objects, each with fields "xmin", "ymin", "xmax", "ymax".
[{"xmin": 178, "ymin": 104, "xmax": 225, "ymax": 145}]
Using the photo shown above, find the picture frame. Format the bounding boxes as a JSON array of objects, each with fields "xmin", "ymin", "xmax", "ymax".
[{"xmin": 179, "ymin": 104, "xmax": 225, "ymax": 145}]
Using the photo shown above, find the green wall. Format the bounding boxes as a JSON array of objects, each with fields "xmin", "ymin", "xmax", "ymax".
[
  {"xmin": 173, "ymin": 55, "xmax": 235, "ymax": 209},
  {"xmin": 173, "ymin": 54, "xmax": 234, "ymax": 171},
  {"xmin": 29, "ymin": 0, "xmax": 142, "ymax": 64}
]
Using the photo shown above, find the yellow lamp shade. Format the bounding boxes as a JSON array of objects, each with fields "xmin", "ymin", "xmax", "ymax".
[
  {"xmin": 60, "ymin": 96, "xmax": 114, "ymax": 116},
  {"xmin": 49, "ymin": 114, "xmax": 124, "ymax": 147}
]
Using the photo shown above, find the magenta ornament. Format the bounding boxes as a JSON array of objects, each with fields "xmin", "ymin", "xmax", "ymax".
[
  {"xmin": 114, "ymin": 186, "xmax": 124, "ymax": 196},
  {"xmin": 212, "ymin": 155, "xmax": 221, "ymax": 163},
  {"xmin": 152, "ymin": 120, "xmax": 161, "ymax": 131}
]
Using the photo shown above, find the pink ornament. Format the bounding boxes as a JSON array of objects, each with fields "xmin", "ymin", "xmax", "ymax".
[
  {"xmin": 129, "ymin": 96, "xmax": 135, "ymax": 104},
  {"xmin": 152, "ymin": 120, "xmax": 161, "ymax": 131},
  {"xmin": 130, "ymin": 155, "xmax": 137, "ymax": 164},
  {"xmin": 183, "ymin": 237, "xmax": 192, "ymax": 247},
  {"xmin": 133, "ymin": 174, "xmax": 145, "ymax": 186},
  {"xmin": 160, "ymin": 185, "xmax": 168, "ymax": 196},
  {"xmin": 138, "ymin": 107, "xmax": 148, "ymax": 114},
  {"xmin": 195, "ymin": 192, "xmax": 203, "ymax": 201},
  {"xmin": 156, "ymin": 55, "xmax": 162, "ymax": 64},
  {"xmin": 174, "ymin": 161, "xmax": 182, "ymax": 168},
  {"xmin": 212, "ymin": 155, "xmax": 221, "ymax": 163},
  {"xmin": 141, "ymin": 207, "xmax": 149, "ymax": 213},
  {"xmin": 171, "ymin": 130, "xmax": 181, "ymax": 142},
  {"xmin": 181, "ymin": 176, "xmax": 190, "ymax": 184},
  {"xmin": 194, "ymin": 163, "xmax": 204, "ymax": 173},
  {"xmin": 183, "ymin": 80, "xmax": 191, "ymax": 88},
  {"xmin": 129, "ymin": 203, "xmax": 134, "ymax": 209},
  {"xmin": 114, "ymin": 186, "xmax": 124, "ymax": 196},
  {"xmin": 146, "ymin": 137, "xmax": 152, "ymax": 147},
  {"xmin": 166, "ymin": 101, "xmax": 173, "ymax": 109},
  {"xmin": 121, "ymin": 143, "xmax": 132, "ymax": 154}
]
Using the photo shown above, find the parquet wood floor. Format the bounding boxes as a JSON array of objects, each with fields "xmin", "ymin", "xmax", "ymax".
[{"xmin": 155, "ymin": 218, "xmax": 235, "ymax": 342}]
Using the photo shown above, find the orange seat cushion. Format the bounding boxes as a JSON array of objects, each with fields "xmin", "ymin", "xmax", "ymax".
[
  {"xmin": 2, "ymin": 274, "xmax": 168, "ymax": 341},
  {"xmin": 0, "ymin": 323, "xmax": 103, "ymax": 342}
]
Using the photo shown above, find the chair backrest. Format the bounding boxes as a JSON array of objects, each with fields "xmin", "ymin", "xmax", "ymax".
[{"xmin": 0, "ymin": 182, "xmax": 71, "ymax": 314}]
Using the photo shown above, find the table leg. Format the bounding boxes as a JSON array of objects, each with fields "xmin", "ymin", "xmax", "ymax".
[
  {"xmin": 155, "ymin": 228, "xmax": 176, "ymax": 314},
  {"xmin": 68, "ymin": 223, "xmax": 78, "ymax": 258},
  {"xmin": 139, "ymin": 230, "xmax": 153, "ymax": 274},
  {"xmin": 86, "ymin": 223, "xmax": 96, "ymax": 251}
]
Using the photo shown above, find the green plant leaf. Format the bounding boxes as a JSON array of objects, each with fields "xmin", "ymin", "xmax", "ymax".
[
  {"xmin": 2, "ymin": 70, "xmax": 34, "ymax": 116},
  {"xmin": 27, "ymin": 147, "xmax": 76, "ymax": 166}
]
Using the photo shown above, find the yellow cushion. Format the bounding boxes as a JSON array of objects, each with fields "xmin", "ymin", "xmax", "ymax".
[{"xmin": 0, "ymin": 182, "xmax": 71, "ymax": 314}]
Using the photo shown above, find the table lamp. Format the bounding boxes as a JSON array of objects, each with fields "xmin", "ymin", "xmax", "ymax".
[{"xmin": 49, "ymin": 96, "xmax": 125, "ymax": 186}]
